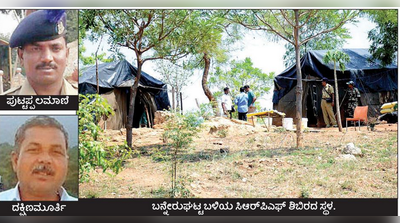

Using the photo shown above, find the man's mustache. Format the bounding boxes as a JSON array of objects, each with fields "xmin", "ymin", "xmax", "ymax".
[
  {"xmin": 36, "ymin": 62, "xmax": 57, "ymax": 70},
  {"xmin": 32, "ymin": 164, "xmax": 55, "ymax": 176}
]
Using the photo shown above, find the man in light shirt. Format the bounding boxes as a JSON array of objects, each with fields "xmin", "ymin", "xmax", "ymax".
[
  {"xmin": 221, "ymin": 87, "xmax": 233, "ymax": 119},
  {"xmin": 235, "ymin": 87, "xmax": 249, "ymax": 121},
  {"xmin": 0, "ymin": 116, "xmax": 77, "ymax": 201}
]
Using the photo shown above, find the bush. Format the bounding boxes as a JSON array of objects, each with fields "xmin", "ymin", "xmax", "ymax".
[
  {"xmin": 163, "ymin": 111, "xmax": 201, "ymax": 197},
  {"xmin": 78, "ymin": 94, "xmax": 131, "ymax": 182}
]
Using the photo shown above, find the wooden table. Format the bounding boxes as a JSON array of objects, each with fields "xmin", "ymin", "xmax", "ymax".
[{"xmin": 246, "ymin": 110, "xmax": 286, "ymax": 131}]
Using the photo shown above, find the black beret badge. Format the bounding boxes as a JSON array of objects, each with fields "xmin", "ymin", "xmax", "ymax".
[
  {"xmin": 57, "ymin": 20, "xmax": 65, "ymax": 35},
  {"xmin": 47, "ymin": 10, "xmax": 66, "ymax": 35}
]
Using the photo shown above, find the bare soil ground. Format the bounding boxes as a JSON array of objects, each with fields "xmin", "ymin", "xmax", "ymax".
[{"xmin": 79, "ymin": 117, "xmax": 397, "ymax": 198}]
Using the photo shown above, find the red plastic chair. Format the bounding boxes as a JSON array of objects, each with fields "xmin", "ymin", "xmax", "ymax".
[{"xmin": 346, "ymin": 106, "xmax": 368, "ymax": 131}]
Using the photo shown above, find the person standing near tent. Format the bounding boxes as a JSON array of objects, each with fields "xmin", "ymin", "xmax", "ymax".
[
  {"xmin": 235, "ymin": 87, "xmax": 248, "ymax": 121},
  {"xmin": 345, "ymin": 81, "xmax": 361, "ymax": 118},
  {"xmin": 221, "ymin": 87, "xmax": 233, "ymax": 119},
  {"xmin": 244, "ymin": 85, "xmax": 257, "ymax": 113},
  {"xmin": 321, "ymin": 78, "xmax": 338, "ymax": 128}
]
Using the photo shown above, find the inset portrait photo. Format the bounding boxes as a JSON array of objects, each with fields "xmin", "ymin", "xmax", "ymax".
[
  {"xmin": 0, "ymin": 10, "xmax": 78, "ymax": 95},
  {"xmin": 0, "ymin": 115, "xmax": 78, "ymax": 201}
]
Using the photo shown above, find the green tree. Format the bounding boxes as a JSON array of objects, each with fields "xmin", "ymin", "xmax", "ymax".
[
  {"xmin": 230, "ymin": 9, "xmax": 359, "ymax": 148},
  {"xmin": 80, "ymin": 52, "xmax": 114, "ymax": 66},
  {"xmin": 323, "ymin": 50, "xmax": 350, "ymax": 132},
  {"xmin": 361, "ymin": 10, "xmax": 398, "ymax": 67},
  {"xmin": 209, "ymin": 57, "xmax": 274, "ymax": 99},
  {"xmin": 154, "ymin": 60, "xmax": 194, "ymax": 110},
  {"xmin": 179, "ymin": 10, "xmax": 241, "ymax": 109},
  {"xmin": 80, "ymin": 10, "xmax": 192, "ymax": 149},
  {"xmin": 283, "ymin": 26, "xmax": 350, "ymax": 68}
]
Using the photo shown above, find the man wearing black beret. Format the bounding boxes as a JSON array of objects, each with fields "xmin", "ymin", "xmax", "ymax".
[{"xmin": 1, "ymin": 10, "xmax": 77, "ymax": 95}]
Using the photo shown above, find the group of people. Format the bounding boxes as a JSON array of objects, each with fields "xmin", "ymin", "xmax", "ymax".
[
  {"xmin": 221, "ymin": 85, "xmax": 257, "ymax": 121},
  {"xmin": 221, "ymin": 78, "xmax": 361, "ymax": 127},
  {"xmin": 321, "ymin": 77, "xmax": 361, "ymax": 128}
]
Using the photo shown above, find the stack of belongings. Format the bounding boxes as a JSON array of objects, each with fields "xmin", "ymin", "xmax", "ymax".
[{"xmin": 378, "ymin": 101, "xmax": 398, "ymax": 123}]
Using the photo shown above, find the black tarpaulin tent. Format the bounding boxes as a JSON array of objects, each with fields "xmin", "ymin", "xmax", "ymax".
[
  {"xmin": 79, "ymin": 59, "xmax": 170, "ymax": 129},
  {"xmin": 272, "ymin": 48, "xmax": 398, "ymax": 127}
]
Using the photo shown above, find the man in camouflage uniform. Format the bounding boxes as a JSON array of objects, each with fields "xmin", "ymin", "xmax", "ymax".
[{"xmin": 345, "ymin": 81, "xmax": 361, "ymax": 118}]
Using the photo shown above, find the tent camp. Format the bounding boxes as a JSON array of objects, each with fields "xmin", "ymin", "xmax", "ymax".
[
  {"xmin": 79, "ymin": 59, "xmax": 170, "ymax": 130},
  {"xmin": 272, "ymin": 48, "xmax": 398, "ymax": 127}
]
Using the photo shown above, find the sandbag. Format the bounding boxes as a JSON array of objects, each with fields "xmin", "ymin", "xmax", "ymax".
[
  {"xmin": 381, "ymin": 102, "xmax": 397, "ymax": 110},
  {"xmin": 381, "ymin": 108, "xmax": 395, "ymax": 114}
]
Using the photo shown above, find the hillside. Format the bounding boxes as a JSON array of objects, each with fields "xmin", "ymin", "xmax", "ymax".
[{"xmin": 79, "ymin": 117, "xmax": 397, "ymax": 198}]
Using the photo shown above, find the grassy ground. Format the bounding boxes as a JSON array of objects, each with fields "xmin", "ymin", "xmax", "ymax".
[{"xmin": 79, "ymin": 120, "xmax": 397, "ymax": 199}]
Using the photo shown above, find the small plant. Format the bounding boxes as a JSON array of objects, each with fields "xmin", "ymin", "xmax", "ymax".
[
  {"xmin": 172, "ymin": 179, "xmax": 194, "ymax": 198},
  {"xmin": 274, "ymin": 127, "xmax": 287, "ymax": 133},
  {"xmin": 217, "ymin": 129, "xmax": 228, "ymax": 138},
  {"xmin": 232, "ymin": 171, "xmax": 242, "ymax": 180},
  {"xmin": 197, "ymin": 102, "xmax": 214, "ymax": 120},
  {"xmin": 85, "ymin": 190, "xmax": 99, "ymax": 198},
  {"xmin": 300, "ymin": 188, "xmax": 310, "ymax": 198},
  {"xmin": 368, "ymin": 117, "xmax": 378, "ymax": 131},
  {"xmin": 245, "ymin": 137, "xmax": 256, "ymax": 144},
  {"xmin": 341, "ymin": 181, "xmax": 354, "ymax": 191},
  {"xmin": 151, "ymin": 146, "xmax": 170, "ymax": 162},
  {"xmin": 163, "ymin": 111, "xmax": 201, "ymax": 197}
]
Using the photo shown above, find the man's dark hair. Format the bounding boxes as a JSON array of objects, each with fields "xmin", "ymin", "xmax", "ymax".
[
  {"xmin": 244, "ymin": 85, "xmax": 250, "ymax": 89},
  {"xmin": 223, "ymin": 87, "xmax": 229, "ymax": 92},
  {"xmin": 14, "ymin": 116, "xmax": 69, "ymax": 153},
  {"xmin": 240, "ymin": 87, "xmax": 245, "ymax": 93}
]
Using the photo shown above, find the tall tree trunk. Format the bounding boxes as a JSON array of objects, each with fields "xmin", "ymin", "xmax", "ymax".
[
  {"xmin": 294, "ymin": 10, "xmax": 303, "ymax": 148},
  {"xmin": 96, "ymin": 57, "xmax": 99, "ymax": 94},
  {"xmin": 171, "ymin": 86, "xmax": 175, "ymax": 110},
  {"xmin": 333, "ymin": 63, "xmax": 343, "ymax": 132},
  {"xmin": 176, "ymin": 87, "xmax": 180, "ymax": 111},
  {"xmin": 126, "ymin": 56, "xmax": 143, "ymax": 149},
  {"xmin": 201, "ymin": 53, "xmax": 216, "ymax": 107}
]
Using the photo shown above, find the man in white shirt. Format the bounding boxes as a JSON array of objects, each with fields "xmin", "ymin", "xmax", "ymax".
[
  {"xmin": 0, "ymin": 116, "xmax": 77, "ymax": 201},
  {"xmin": 221, "ymin": 87, "xmax": 233, "ymax": 119}
]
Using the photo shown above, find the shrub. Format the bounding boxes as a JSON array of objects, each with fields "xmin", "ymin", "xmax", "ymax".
[
  {"xmin": 78, "ymin": 94, "xmax": 131, "ymax": 182},
  {"xmin": 163, "ymin": 111, "xmax": 201, "ymax": 197}
]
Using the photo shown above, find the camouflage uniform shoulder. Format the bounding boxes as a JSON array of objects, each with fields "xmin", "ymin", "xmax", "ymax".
[{"xmin": 0, "ymin": 86, "xmax": 22, "ymax": 95}]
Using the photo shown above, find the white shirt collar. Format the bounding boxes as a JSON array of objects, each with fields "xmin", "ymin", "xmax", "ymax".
[{"xmin": 0, "ymin": 182, "xmax": 77, "ymax": 201}]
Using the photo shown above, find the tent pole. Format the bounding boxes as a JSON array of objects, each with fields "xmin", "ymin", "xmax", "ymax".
[
  {"xmin": 145, "ymin": 104, "xmax": 150, "ymax": 128},
  {"xmin": 180, "ymin": 92, "xmax": 183, "ymax": 115},
  {"xmin": 8, "ymin": 46, "xmax": 12, "ymax": 86}
]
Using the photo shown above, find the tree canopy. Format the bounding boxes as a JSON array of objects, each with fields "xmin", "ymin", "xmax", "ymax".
[
  {"xmin": 361, "ymin": 10, "xmax": 398, "ymax": 67},
  {"xmin": 210, "ymin": 57, "xmax": 274, "ymax": 99}
]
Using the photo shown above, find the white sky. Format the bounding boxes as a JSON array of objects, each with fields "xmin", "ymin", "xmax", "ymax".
[
  {"xmin": 0, "ymin": 13, "xmax": 19, "ymax": 38},
  {"xmin": 0, "ymin": 12, "xmax": 376, "ymax": 113}
]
